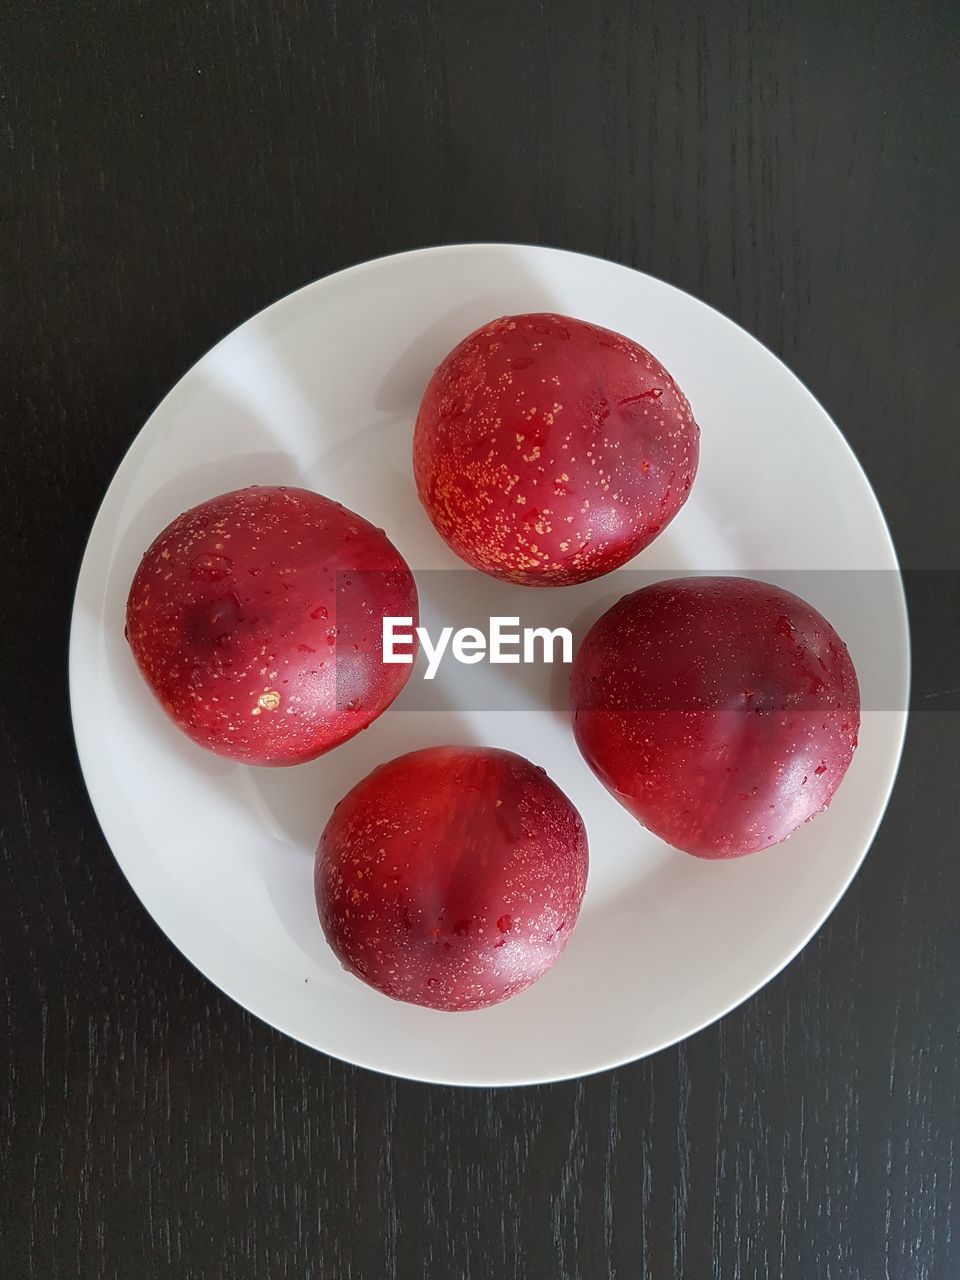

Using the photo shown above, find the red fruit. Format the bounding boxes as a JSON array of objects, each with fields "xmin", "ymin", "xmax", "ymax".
[
  {"xmin": 571, "ymin": 577, "xmax": 860, "ymax": 858},
  {"xmin": 125, "ymin": 486, "xmax": 418, "ymax": 765},
  {"xmin": 413, "ymin": 313, "xmax": 699, "ymax": 585},
  {"xmin": 315, "ymin": 746, "xmax": 589, "ymax": 1010}
]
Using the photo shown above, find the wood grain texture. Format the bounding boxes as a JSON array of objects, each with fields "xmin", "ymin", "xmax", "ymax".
[{"xmin": 2, "ymin": 0, "xmax": 958, "ymax": 1275}]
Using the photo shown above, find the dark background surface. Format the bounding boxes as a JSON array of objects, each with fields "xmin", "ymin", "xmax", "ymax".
[{"xmin": 2, "ymin": 2, "xmax": 958, "ymax": 1276}]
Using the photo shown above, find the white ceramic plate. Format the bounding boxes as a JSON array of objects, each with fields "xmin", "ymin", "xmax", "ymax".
[{"xmin": 70, "ymin": 245, "xmax": 908, "ymax": 1086}]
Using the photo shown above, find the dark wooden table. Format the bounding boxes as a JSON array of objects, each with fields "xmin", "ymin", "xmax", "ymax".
[{"xmin": 3, "ymin": 2, "xmax": 957, "ymax": 1276}]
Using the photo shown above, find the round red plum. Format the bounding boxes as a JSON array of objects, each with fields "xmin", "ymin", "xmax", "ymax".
[
  {"xmin": 413, "ymin": 313, "xmax": 700, "ymax": 585},
  {"xmin": 315, "ymin": 746, "xmax": 589, "ymax": 1011},
  {"xmin": 125, "ymin": 486, "xmax": 418, "ymax": 766},
  {"xmin": 571, "ymin": 577, "xmax": 860, "ymax": 858}
]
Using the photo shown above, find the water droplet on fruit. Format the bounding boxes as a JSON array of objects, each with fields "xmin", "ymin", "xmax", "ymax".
[
  {"xmin": 619, "ymin": 388, "xmax": 662, "ymax": 407},
  {"xmin": 191, "ymin": 553, "xmax": 233, "ymax": 582}
]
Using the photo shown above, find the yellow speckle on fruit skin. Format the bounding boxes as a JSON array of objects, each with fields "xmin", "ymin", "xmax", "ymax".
[{"xmin": 258, "ymin": 690, "xmax": 281, "ymax": 711}]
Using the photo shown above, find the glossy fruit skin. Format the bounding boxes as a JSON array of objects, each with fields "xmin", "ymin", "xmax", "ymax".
[
  {"xmin": 316, "ymin": 746, "xmax": 589, "ymax": 1011},
  {"xmin": 571, "ymin": 577, "xmax": 860, "ymax": 858},
  {"xmin": 126, "ymin": 486, "xmax": 418, "ymax": 766},
  {"xmin": 413, "ymin": 312, "xmax": 699, "ymax": 586}
]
